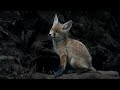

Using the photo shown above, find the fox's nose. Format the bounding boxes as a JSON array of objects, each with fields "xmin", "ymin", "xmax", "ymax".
[{"xmin": 48, "ymin": 34, "xmax": 51, "ymax": 36}]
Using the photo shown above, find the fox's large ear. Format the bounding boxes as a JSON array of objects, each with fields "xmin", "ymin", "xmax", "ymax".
[
  {"xmin": 53, "ymin": 14, "xmax": 58, "ymax": 26},
  {"xmin": 63, "ymin": 20, "xmax": 72, "ymax": 31}
]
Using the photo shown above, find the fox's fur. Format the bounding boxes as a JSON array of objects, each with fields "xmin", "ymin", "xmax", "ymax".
[{"xmin": 49, "ymin": 14, "xmax": 96, "ymax": 77}]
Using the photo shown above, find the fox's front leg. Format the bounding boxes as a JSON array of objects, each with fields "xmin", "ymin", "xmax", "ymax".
[{"xmin": 55, "ymin": 54, "xmax": 67, "ymax": 77}]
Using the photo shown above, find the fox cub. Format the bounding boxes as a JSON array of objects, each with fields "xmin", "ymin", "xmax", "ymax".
[{"xmin": 48, "ymin": 14, "xmax": 96, "ymax": 77}]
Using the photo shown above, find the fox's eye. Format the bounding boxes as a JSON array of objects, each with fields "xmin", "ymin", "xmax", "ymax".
[{"xmin": 56, "ymin": 30, "xmax": 59, "ymax": 33}]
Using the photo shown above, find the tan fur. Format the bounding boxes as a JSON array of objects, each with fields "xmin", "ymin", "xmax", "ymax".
[
  {"xmin": 52, "ymin": 23, "xmax": 62, "ymax": 33},
  {"xmin": 49, "ymin": 14, "xmax": 96, "ymax": 76}
]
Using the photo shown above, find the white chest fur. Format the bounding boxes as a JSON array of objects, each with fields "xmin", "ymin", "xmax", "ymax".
[
  {"xmin": 52, "ymin": 39, "xmax": 58, "ymax": 54},
  {"xmin": 52, "ymin": 39, "xmax": 64, "ymax": 55}
]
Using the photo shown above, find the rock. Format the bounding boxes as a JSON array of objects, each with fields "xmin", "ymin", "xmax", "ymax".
[
  {"xmin": 98, "ymin": 70, "xmax": 119, "ymax": 76},
  {"xmin": 31, "ymin": 73, "xmax": 53, "ymax": 79},
  {"xmin": 42, "ymin": 71, "xmax": 120, "ymax": 79}
]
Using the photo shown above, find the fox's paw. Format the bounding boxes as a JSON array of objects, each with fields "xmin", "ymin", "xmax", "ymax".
[
  {"xmin": 54, "ymin": 69, "xmax": 64, "ymax": 77},
  {"xmin": 65, "ymin": 70, "xmax": 76, "ymax": 74}
]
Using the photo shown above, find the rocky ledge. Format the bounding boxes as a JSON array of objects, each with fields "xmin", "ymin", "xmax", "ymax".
[{"xmin": 31, "ymin": 70, "xmax": 120, "ymax": 79}]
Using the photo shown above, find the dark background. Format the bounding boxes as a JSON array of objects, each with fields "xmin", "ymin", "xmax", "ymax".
[{"xmin": 0, "ymin": 6, "xmax": 120, "ymax": 79}]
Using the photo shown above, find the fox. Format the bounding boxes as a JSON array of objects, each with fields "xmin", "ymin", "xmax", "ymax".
[{"xmin": 48, "ymin": 14, "xmax": 96, "ymax": 77}]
